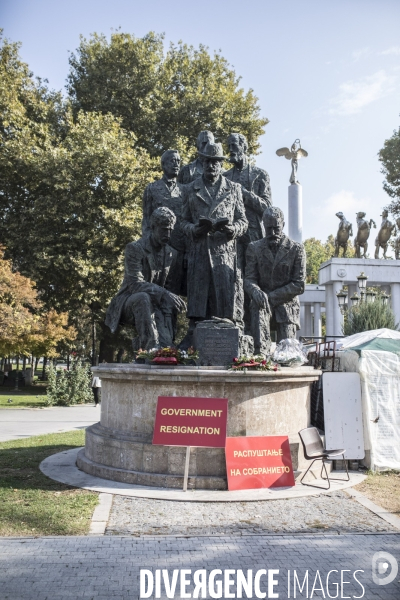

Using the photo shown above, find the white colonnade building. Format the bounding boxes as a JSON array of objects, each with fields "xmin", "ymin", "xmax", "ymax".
[{"xmin": 299, "ymin": 258, "xmax": 400, "ymax": 339}]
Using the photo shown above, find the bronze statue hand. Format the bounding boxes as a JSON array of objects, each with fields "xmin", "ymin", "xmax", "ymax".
[
  {"xmin": 163, "ymin": 291, "xmax": 186, "ymax": 313},
  {"xmin": 222, "ymin": 223, "xmax": 235, "ymax": 240},
  {"xmin": 252, "ymin": 288, "xmax": 270, "ymax": 311},
  {"xmin": 193, "ymin": 222, "xmax": 212, "ymax": 238}
]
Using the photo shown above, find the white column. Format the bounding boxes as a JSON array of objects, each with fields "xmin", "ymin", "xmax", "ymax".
[
  {"xmin": 313, "ymin": 302, "xmax": 322, "ymax": 337},
  {"xmin": 325, "ymin": 284, "xmax": 334, "ymax": 339},
  {"xmin": 391, "ymin": 283, "xmax": 400, "ymax": 326},
  {"xmin": 297, "ymin": 304, "xmax": 305, "ymax": 339},
  {"xmin": 348, "ymin": 284, "xmax": 357, "ymax": 300},
  {"xmin": 332, "ymin": 281, "xmax": 343, "ymax": 337},
  {"xmin": 304, "ymin": 305, "xmax": 312, "ymax": 337},
  {"xmin": 288, "ymin": 183, "xmax": 302, "ymax": 243}
]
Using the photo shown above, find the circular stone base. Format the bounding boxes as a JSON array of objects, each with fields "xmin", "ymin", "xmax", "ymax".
[
  {"xmin": 79, "ymin": 364, "xmax": 321, "ymax": 490},
  {"xmin": 40, "ymin": 448, "xmax": 366, "ymax": 502},
  {"xmin": 77, "ymin": 446, "xmax": 227, "ymax": 490}
]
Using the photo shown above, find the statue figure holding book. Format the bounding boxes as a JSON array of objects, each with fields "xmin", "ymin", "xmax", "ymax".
[{"xmin": 181, "ymin": 141, "xmax": 248, "ymax": 340}]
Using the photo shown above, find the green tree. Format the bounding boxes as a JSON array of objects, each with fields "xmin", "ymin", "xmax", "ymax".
[
  {"xmin": 67, "ymin": 32, "xmax": 268, "ymax": 160},
  {"xmin": 343, "ymin": 297, "xmax": 398, "ymax": 336},
  {"xmin": 303, "ymin": 238, "xmax": 330, "ymax": 284},
  {"xmin": 304, "ymin": 235, "xmax": 356, "ymax": 284},
  {"xmin": 0, "ymin": 34, "xmax": 156, "ymax": 360},
  {"xmin": 379, "ymin": 125, "xmax": 400, "ymax": 214}
]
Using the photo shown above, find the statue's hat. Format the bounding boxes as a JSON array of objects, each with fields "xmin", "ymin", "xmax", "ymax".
[{"xmin": 199, "ymin": 141, "xmax": 228, "ymax": 160}]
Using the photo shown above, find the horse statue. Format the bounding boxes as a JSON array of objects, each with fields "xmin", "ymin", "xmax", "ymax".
[
  {"xmin": 334, "ymin": 212, "xmax": 353, "ymax": 257},
  {"xmin": 375, "ymin": 210, "xmax": 395, "ymax": 259},
  {"xmin": 393, "ymin": 218, "xmax": 400, "ymax": 260},
  {"xmin": 354, "ymin": 212, "xmax": 376, "ymax": 258}
]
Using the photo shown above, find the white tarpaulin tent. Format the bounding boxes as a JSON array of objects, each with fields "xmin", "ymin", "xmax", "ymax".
[{"xmin": 340, "ymin": 329, "xmax": 400, "ymax": 470}]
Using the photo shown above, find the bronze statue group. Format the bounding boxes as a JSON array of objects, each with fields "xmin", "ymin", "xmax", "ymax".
[{"xmin": 105, "ymin": 131, "xmax": 306, "ymax": 356}]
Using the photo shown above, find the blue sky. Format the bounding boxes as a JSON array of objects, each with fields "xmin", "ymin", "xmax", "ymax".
[{"xmin": 2, "ymin": 0, "xmax": 400, "ymax": 247}]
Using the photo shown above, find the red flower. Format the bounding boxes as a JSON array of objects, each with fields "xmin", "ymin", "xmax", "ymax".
[
  {"xmin": 261, "ymin": 360, "xmax": 267, "ymax": 365},
  {"xmin": 233, "ymin": 358, "xmax": 238, "ymax": 363},
  {"xmin": 273, "ymin": 366, "xmax": 278, "ymax": 372}
]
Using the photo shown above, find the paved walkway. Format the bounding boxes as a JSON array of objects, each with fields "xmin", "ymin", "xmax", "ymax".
[
  {"xmin": 106, "ymin": 490, "xmax": 395, "ymax": 536},
  {"xmin": 0, "ymin": 406, "xmax": 99, "ymax": 442},
  {"xmin": 1, "ymin": 533, "xmax": 399, "ymax": 599}
]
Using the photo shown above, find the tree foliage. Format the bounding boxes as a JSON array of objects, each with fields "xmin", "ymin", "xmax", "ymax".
[
  {"xmin": 343, "ymin": 297, "xmax": 398, "ymax": 336},
  {"xmin": 0, "ymin": 34, "xmax": 157, "ymax": 358},
  {"xmin": 304, "ymin": 235, "xmax": 356, "ymax": 284},
  {"xmin": 67, "ymin": 32, "xmax": 268, "ymax": 161},
  {"xmin": 0, "ymin": 246, "xmax": 75, "ymax": 356},
  {"xmin": 379, "ymin": 126, "xmax": 400, "ymax": 214},
  {"xmin": 0, "ymin": 245, "xmax": 39, "ymax": 355}
]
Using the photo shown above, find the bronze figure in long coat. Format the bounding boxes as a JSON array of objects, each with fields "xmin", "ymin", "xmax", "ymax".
[{"xmin": 181, "ymin": 170, "xmax": 248, "ymax": 322}]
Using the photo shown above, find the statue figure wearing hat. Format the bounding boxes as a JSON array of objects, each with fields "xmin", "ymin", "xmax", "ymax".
[
  {"xmin": 178, "ymin": 131, "xmax": 215, "ymax": 184},
  {"xmin": 181, "ymin": 141, "xmax": 248, "ymax": 341}
]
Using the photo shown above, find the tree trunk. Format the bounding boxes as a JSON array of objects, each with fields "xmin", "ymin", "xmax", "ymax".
[
  {"xmin": 33, "ymin": 357, "xmax": 39, "ymax": 379},
  {"xmin": 41, "ymin": 356, "xmax": 48, "ymax": 381},
  {"xmin": 116, "ymin": 348, "xmax": 124, "ymax": 363},
  {"xmin": 22, "ymin": 356, "xmax": 26, "ymax": 371},
  {"xmin": 92, "ymin": 316, "xmax": 97, "ymax": 367},
  {"xmin": 16, "ymin": 356, "xmax": 20, "ymax": 372}
]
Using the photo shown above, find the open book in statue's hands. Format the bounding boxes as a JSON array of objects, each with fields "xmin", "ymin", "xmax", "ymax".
[
  {"xmin": 198, "ymin": 216, "xmax": 230, "ymax": 232},
  {"xmin": 198, "ymin": 217, "xmax": 214, "ymax": 229},
  {"xmin": 213, "ymin": 217, "xmax": 230, "ymax": 231}
]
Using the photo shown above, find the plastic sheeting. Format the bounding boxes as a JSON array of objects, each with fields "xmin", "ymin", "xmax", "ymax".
[
  {"xmin": 341, "ymin": 328, "xmax": 400, "ymax": 349},
  {"xmin": 341, "ymin": 349, "xmax": 400, "ymax": 470}
]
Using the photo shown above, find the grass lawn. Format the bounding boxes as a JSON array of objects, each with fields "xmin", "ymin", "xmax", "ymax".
[
  {"xmin": 0, "ymin": 429, "xmax": 98, "ymax": 536},
  {"xmin": 0, "ymin": 383, "xmax": 48, "ymax": 408},
  {"xmin": 354, "ymin": 470, "xmax": 400, "ymax": 516}
]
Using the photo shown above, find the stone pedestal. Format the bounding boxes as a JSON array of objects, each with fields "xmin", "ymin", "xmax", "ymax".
[{"xmin": 77, "ymin": 364, "xmax": 321, "ymax": 490}]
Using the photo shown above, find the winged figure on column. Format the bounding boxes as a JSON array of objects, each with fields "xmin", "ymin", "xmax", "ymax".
[{"xmin": 276, "ymin": 139, "xmax": 308, "ymax": 184}]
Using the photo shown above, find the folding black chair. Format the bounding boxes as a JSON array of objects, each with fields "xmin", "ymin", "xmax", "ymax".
[{"xmin": 298, "ymin": 426, "xmax": 350, "ymax": 490}]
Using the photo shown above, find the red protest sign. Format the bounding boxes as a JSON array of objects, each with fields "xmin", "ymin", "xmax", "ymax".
[
  {"xmin": 152, "ymin": 396, "xmax": 228, "ymax": 448},
  {"xmin": 225, "ymin": 436, "xmax": 295, "ymax": 490}
]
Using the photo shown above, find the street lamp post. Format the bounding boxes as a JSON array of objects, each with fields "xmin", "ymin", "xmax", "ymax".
[
  {"xmin": 350, "ymin": 292, "xmax": 360, "ymax": 306},
  {"xmin": 356, "ymin": 272, "xmax": 368, "ymax": 302},
  {"xmin": 336, "ymin": 289, "xmax": 348, "ymax": 314},
  {"xmin": 366, "ymin": 289, "xmax": 377, "ymax": 303},
  {"xmin": 381, "ymin": 291, "xmax": 390, "ymax": 306}
]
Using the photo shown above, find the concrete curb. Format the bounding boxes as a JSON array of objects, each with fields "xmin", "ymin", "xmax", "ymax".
[
  {"xmin": 89, "ymin": 493, "xmax": 113, "ymax": 535},
  {"xmin": 346, "ymin": 488, "xmax": 400, "ymax": 531},
  {"xmin": 40, "ymin": 447, "xmax": 366, "ymax": 502}
]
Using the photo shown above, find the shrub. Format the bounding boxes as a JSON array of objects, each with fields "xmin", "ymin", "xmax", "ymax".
[
  {"xmin": 46, "ymin": 360, "xmax": 93, "ymax": 406},
  {"xmin": 343, "ymin": 298, "xmax": 398, "ymax": 336}
]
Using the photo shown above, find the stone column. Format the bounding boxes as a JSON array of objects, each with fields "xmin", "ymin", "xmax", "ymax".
[
  {"xmin": 348, "ymin": 284, "xmax": 357, "ymax": 303},
  {"xmin": 298, "ymin": 304, "xmax": 305, "ymax": 339},
  {"xmin": 391, "ymin": 283, "xmax": 400, "ymax": 326},
  {"xmin": 313, "ymin": 302, "xmax": 322, "ymax": 337},
  {"xmin": 304, "ymin": 305, "xmax": 312, "ymax": 337},
  {"xmin": 325, "ymin": 284, "xmax": 334, "ymax": 339},
  {"xmin": 332, "ymin": 281, "xmax": 343, "ymax": 337},
  {"xmin": 288, "ymin": 183, "xmax": 302, "ymax": 243}
]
